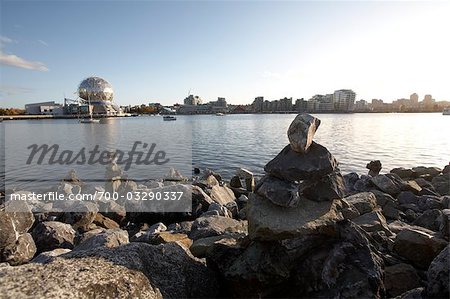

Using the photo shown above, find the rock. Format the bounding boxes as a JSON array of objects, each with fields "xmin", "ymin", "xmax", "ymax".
[
  {"xmin": 431, "ymin": 173, "xmax": 449, "ymax": 196},
  {"xmin": 96, "ymin": 199, "xmax": 126, "ymax": 224},
  {"xmin": 193, "ymin": 167, "xmax": 201, "ymax": 174},
  {"xmin": 32, "ymin": 221, "xmax": 76, "ymax": 253},
  {"xmin": 412, "ymin": 166, "xmax": 441, "ymax": 178},
  {"xmin": 236, "ymin": 168, "xmax": 255, "ymax": 192},
  {"xmin": 207, "ymin": 202, "xmax": 232, "ymax": 217},
  {"xmin": 353, "ymin": 175, "xmax": 374, "ymax": 192},
  {"xmin": 353, "ymin": 210, "xmax": 392, "ymax": 235},
  {"xmin": 383, "ymin": 201, "xmax": 401, "ymax": 220},
  {"xmin": 371, "ymin": 174, "xmax": 401, "ymax": 196},
  {"xmin": 190, "ymin": 235, "xmax": 240, "ymax": 258},
  {"xmin": 426, "ymin": 245, "xmax": 449, "ymax": 298},
  {"xmin": 1, "ymin": 233, "xmax": 36, "ymax": 266},
  {"xmin": 206, "ymin": 220, "xmax": 384, "ymax": 298},
  {"xmin": 393, "ymin": 228, "xmax": 448, "ymax": 269},
  {"xmin": 210, "ymin": 185, "xmax": 236, "ymax": 205},
  {"xmin": 59, "ymin": 201, "xmax": 98, "ymax": 231},
  {"xmin": 167, "ymin": 221, "xmax": 193, "ymax": 234},
  {"xmin": 287, "ymin": 113, "xmax": 321, "ymax": 154},
  {"xmin": 229, "ymin": 175, "xmax": 243, "ymax": 188},
  {"xmin": 405, "ymin": 209, "xmax": 418, "ymax": 222},
  {"xmin": 32, "ymin": 248, "xmax": 72, "ymax": 263},
  {"xmin": 247, "ymin": 193, "xmax": 343, "ymax": 241},
  {"xmin": 366, "ymin": 160, "xmax": 382, "ymax": 177},
  {"xmin": 131, "ymin": 222, "xmax": 167, "ymax": 242},
  {"xmin": 256, "ymin": 175, "xmax": 300, "ymax": 207},
  {"xmin": 343, "ymin": 172, "xmax": 359, "ymax": 192},
  {"xmin": 151, "ymin": 232, "xmax": 193, "ymax": 249},
  {"xmin": 192, "ymin": 185, "xmax": 214, "ymax": 210},
  {"xmin": 340, "ymin": 199, "xmax": 361, "ymax": 220},
  {"xmin": 393, "ymin": 287, "xmax": 424, "ymax": 299},
  {"xmin": 0, "ymin": 254, "xmax": 163, "ymax": 298},
  {"xmin": 0, "ymin": 201, "xmax": 35, "ymax": 265},
  {"xmin": 385, "ymin": 263, "xmax": 421, "ymax": 297},
  {"xmin": 398, "ymin": 191, "xmax": 419, "ymax": 205},
  {"xmin": 264, "ymin": 142, "xmax": 338, "ymax": 182},
  {"xmin": 300, "ymin": 170, "xmax": 346, "ymax": 201},
  {"xmin": 164, "ymin": 167, "xmax": 186, "ymax": 181},
  {"xmin": 74, "ymin": 228, "xmax": 129, "ymax": 251},
  {"xmin": 413, "ymin": 209, "xmax": 444, "ymax": 232},
  {"xmin": 371, "ymin": 190, "xmax": 396, "ymax": 207},
  {"xmin": 66, "ymin": 242, "xmax": 218, "ymax": 298},
  {"xmin": 344, "ymin": 192, "xmax": 377, "ymax": 214},
  {"xmin": 391, "ymin": 167, "xmax": 415, "ymax": 179},
  {"xmin": 198, "ymin": 174, "xmax": 219, "ymax": 188},
  {"xmin": 417, "ymin": 195, "xmax": 443, "ymax": 211},
  {"xmin": 189, "ymin": 215, "xmax": 247, "ymax": 240},
  {"xmin": 92, "ymin": 213, "xmax": 119, "ymax": 229}
]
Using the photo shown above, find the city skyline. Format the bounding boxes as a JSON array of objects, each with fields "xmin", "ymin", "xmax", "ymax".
[{"xmin": 1, "ymin": 1, "xmax": 450, "ymax": 107}]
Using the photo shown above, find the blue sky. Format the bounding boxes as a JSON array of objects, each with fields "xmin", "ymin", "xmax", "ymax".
[{"xmin": 1, "ymin": 1, "xmax": 449, "ymax": 107}]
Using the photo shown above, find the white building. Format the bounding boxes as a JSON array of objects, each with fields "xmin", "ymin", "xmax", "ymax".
[
  {"xmin": 333, "ymin": 89, "xmax": 356, "ymax": 112},
  {"xmin": 25, "ymin": 101, "xmax": 64, "ymax": 115}
]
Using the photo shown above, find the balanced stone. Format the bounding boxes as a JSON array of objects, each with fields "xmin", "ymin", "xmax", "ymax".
[
  {"xmin": 264, "ymin": 142, "xmax": 338, "ymax": 182},
  {"xmin": 299, "ymin": 170, "xmax": 346, "ymax": 202},
  {"xmin": 256, "ymin": 175, "xmax": 300, "ymax": 208},
  {"xmin": 287, "ymin": 114, "xmax": 321, "ymax": 154}
]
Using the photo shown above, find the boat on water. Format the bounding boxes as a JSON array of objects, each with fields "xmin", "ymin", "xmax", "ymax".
[
  {"xmin": 163, "ymin": 115, "xmax": 177, "ymax": 121},
  {"xmin": 443, "ymin": 108, "xmax": 450, "ymax": 115},
  {"xmin": 215, "ymin": 113, "xmax": 225, "ymax": 116},
  {"xmin": 80, "ymin": 97, "xmax": 100, "ymax": 123}
]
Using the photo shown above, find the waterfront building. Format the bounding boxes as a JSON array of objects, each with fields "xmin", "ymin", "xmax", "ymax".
[
  {"xmin": 333, "ymin": 89, "xmax": 356, "ymax": 112},
  {"xmin": 423, "ymin": 94, "xmax": 435, "ymax": 110},
  {"xmin": 354, "ymin": 100, "xmax": 369, "ymax": 112},
  {"xmin": 410, "ymin": 93, "xmax": 419, "ymax": 107},
  {"xmin": 78, "ymin": 77, "xmax": 123, "ymax": 116},
  {"xmin": 252, "ymin": 97, "xmax": 264, "ymax": 113},
  {"xmin": 295, "ymin": 98, "xmax": 307, "ymax": 112},
  {"xmin": 25, "ymin": 101, "xmax": 64, "ymax": 115},
  {"xmin": 209, "ymin": 97, "xmax": 228, "ymax": 113},
  {"xmin": 279, "ymin": 97, "xmax": 293, "ymax": 112},
  {"xmin": 184, "ymin": 95, "xmax": 202, "ymax": 105}
]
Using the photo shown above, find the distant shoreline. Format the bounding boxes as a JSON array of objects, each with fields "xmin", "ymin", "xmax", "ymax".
[{"xmin": 0, "ymin": 111, "xmax": 445, "ymax": 121}]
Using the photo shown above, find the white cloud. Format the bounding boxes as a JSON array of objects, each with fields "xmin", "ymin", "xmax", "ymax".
[
  {"xmin": 38, "ymin": 39, "xmax": 48, "ymax": 46},
  {"xmin": 0, "ymin": 85, "xmax": 34, "ymax": 97},
  {"xmin": 0, "ymin": 50, "xmax": 49, "ymax": 71}
]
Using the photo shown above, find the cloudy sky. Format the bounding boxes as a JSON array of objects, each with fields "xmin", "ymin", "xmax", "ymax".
[{"xmin": 1, "ymin": 1, "xmax": 449, "ymax": 107}]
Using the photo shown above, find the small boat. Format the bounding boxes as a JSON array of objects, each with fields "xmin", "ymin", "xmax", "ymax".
[
  {"xmin": 215, "ymin": 113, "xmax": 225, "ymax": 116},
  {"xmin": 163, "ymin": 115, "xmax": 177, "ymax": 121},
  {"xmin": 80, "ymin": 118, "xmax": 100, "ymax": 123},
  {"xmin": 443, "ymin": 108, "xmax": 450, "ymax": 115}
]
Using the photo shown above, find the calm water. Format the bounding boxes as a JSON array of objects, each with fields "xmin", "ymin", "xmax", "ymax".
[{"xmin": 1, "ymin": 113, "xmax": 449, "ymax": 190}]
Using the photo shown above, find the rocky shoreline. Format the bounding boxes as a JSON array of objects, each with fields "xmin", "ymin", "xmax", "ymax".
[{"xmin": 1, "ymin": 113, "xmax": 449, "ymax": 299}]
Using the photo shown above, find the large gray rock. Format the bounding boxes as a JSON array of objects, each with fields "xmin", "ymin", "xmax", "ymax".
[
  {"xmin": 344, "ymin": 192, "xmax": 377, "ymax": 214},
  {"xmin": 264, "ymin": 142, "xmax": 338, "ymax": 182},
  {"xmin": 431, "ymin": 174, "xmax": 449, "ymax": 195},
  {"xmin": 371, "ymin": 174, "xmax": 401, "ymax": 196},
  {"xmin": 352, "ymin": 210, "xmax": 392, "ymax": 235},
  {"xmin": 66, "ymin": 242, "xmax": 219, "ymax": 298},
  {"xmin": 210, "ymin": 185, "xmax": 236, "ymax": 205},
  {"xmin": 413, "ymin": 209, "xmax": 444, "ymax": 232},
  {"xmin": 385, "ymin": 263, "xmax": 421, "ymax": 297},
  {"xmin": 287, "ymin": 114, "xmax": 321, "ymax": 154},
  {"xmin": 300, "ymin": 170, "xmax": 346, "ymax": 202},
  {"xmin": 0, "ymin": 201, "xmax": 35, "ymax": 265},
  {"xmin": 190, "ymin": 235, "xmax": 240, "ymax": 258},
  {"xmin": 256, "ymin": 175, "xmax": 300, "ymax": 207},
  {"xmin": 426, "ymin": 245, "xmax": 449, "ymax": 298},
  {"xmin": 32, "ymin": 248, "xmax": 72, "ymax": 264},
  {"xmin": 247, "ymin": 193, "xmax": 343, "ymax": 240},
  {"xmin": 32, "ymin": 221, "xmax": 76, "ymax": 253},
  {"xmin": 0, "ymin": 253, "xmax": 163, "ymax": 298},
  {"xmin": 393, "ymin": 228, "xmax": 448, "ymax": 269},
  {"xmin": 206, "ymin": 220, "xmax": 384, "ymax": 298},
  {"xmin": 189, "ymin": 215, "xmax": 247, "ymax": 240},
  {"xmin": 1, "ymin": 233, "xmax": 36, "ymax": 266},
  {"xmin": 74, "ymin": 228, "xmax": 129, "ymax": 251},
  {"xmin": 59, "ymin": 201, "xmax": 98, "ymax": 231},
  {"xmin": 391, "ymin": 167, "xmax": 415, "ymax": 179},
  {"xmin": 412, "ymin": 166, "xmax": 441, "ymax": 178}
]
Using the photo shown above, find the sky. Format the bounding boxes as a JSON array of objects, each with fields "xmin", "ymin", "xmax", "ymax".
[{"xmin": 1, "ymin": 0, "xmax": 450, "ymax": 107}]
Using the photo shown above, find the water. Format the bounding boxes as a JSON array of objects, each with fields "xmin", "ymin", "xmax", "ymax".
[{"xmin": 1, "ymin": 113, "xmax": 449, "ymax": 191}]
